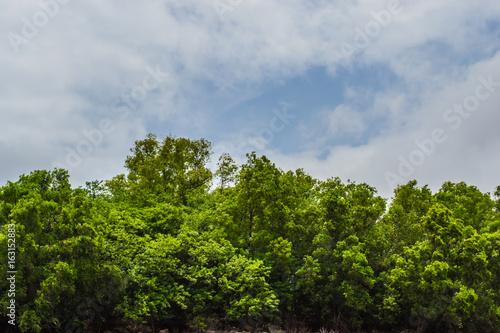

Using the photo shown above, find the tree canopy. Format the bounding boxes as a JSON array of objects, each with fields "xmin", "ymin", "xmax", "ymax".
[{"xmin": 1, "ymin": 134, "xmax": 499, "ymax": 333}]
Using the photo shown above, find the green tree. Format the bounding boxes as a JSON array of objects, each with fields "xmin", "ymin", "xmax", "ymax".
[
  {"xmin": 0, "ymin": 170, "xmax": 121, "ymax": 333},
  {"xmin": 380, "ymin": 180, "xmax": 433, "ymax": 255},
  {"xmin": 109, "ymin": 134, "xmax": 213, "ymax": 206},
  {"xmin": 435, "ymin": 181, "xmax": 496, "ymax": 232},
  {"xmin": 384, "ymin": 203, "xmax": 499, "ymax": 332},
  {"xmin": 216, "ymin": 153, "xmax": 238, "ymax": 190}
]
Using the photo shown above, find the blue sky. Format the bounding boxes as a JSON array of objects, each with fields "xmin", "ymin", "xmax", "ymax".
[{"xmin": 1, "ymin": 0, "xmax": 500, "ymax": 198}]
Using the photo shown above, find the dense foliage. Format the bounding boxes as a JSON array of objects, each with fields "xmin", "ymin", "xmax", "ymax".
[{"xmin": 1, "ymin": 134, "xmax": 499, "ymax": 333}]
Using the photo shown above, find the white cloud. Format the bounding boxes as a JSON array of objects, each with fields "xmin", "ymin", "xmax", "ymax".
[
  {"xmin": 326, "ymin": 104, "xmax": 367, "ymax": 136},
  {"xmin": 259, "ymin": 51, "xmax": 500, "ymax": 199}
]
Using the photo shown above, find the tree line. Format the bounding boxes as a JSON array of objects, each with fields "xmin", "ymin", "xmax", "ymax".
[{"xmin": 1, "ymin": 134, "xmax": 500, "ymax": 333}]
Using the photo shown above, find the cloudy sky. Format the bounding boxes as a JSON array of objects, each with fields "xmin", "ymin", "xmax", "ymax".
[{"xmin": 1, "ymin": 0, "xmax": 500, "ymax": 198}]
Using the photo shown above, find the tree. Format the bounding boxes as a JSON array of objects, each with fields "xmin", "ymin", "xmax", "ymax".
[
  {"xmin": 435, "ymin": 181, "xmax": 496, "ymax": 232},
  {"xmin": 383, "ymin": 203, "xmax": 498, "ymax": 332},
  {"xmin": 215, "ymin": 153, "xmax": 238, "ymax": 190},
  {"xmin": 2, "ymin": 137, "xmax": 500, "ymax": 333},
  {"xmin": 380, "ymin": 180, "xmax": 433, "ymax": 255},
  {"xmin": 0, "ymin": 170, "xmax": 121, "ymax": 333},
  {"xmin": 109, "ymin": 134, "xmax": 213, "ymax": 206}
]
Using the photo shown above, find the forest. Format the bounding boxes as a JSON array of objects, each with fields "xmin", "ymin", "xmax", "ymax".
[{"xmin": 1, "ymin": 134, "xmax": 500, "ymax": 333}]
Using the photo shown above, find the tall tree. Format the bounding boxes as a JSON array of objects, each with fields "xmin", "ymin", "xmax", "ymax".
[
  {"xmin": 109, "ymin": 134, "xmax": 213, "ymax": 206},
  {"xmin": 215, "ymin": 153, "xmax": 238, "ymax": 190}
]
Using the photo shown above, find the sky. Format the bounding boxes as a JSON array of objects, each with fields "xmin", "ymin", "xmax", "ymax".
[{"xmin": 1, "ymin": 0, "xmax": 500, "ymax": 199}]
